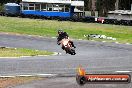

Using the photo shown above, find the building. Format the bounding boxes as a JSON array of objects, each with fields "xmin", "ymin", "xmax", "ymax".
[{"xmin": 21, "ymin": 0, "xmax": 84, "ymax": 18}]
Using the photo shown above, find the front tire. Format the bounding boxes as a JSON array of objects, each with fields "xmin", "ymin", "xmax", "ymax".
[{"xmin": 70, "ymin": 49, "xmax": 76, "ymax": 55}]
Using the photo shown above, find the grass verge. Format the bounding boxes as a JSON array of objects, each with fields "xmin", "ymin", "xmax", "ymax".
[
  {"xmin": 0, "ymin": 77, "xmax": 43, "ymax": 88},
  {"xmin": 0, "ymin": 16, "xmax": 132, "ymax": 43},
  {"xmin": 0, "ymin": 47, "xmax": 53, "ymax": 57}
]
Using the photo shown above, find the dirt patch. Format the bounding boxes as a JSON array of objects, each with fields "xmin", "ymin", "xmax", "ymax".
[{"xmin": 0, "ymin": 77, "xmax": 43, "ymax": 88}]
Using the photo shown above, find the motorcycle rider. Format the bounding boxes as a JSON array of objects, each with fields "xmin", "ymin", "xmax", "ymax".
[{"xmin": 57, "ymin": 30, "xmax": 76, "ymax": 49}]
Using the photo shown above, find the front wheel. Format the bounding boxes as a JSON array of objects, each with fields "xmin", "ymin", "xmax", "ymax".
[{"xmin": 70, "ymin": 49, "xmax": 76, "ymax": 55}]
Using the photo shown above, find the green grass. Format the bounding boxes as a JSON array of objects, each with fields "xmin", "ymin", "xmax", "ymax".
[
  {"xmin": 0, "ymin": 47, "xmax": 53, "ymax": 57},
  {"xmin": 0, "ymin": 16, "xmax": 132, "ymax": 43}
]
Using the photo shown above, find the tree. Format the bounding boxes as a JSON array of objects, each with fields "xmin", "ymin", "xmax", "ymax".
[
  {"xmin": 84, "ymin": 0, "xmax": 90, "ymax": 11},
  {"xmin": 0, "ymin": 0, "xmax": 20, "ymax": 4},
  {"xmin": 97, "ymin": 0, "xmax": 116, "ymax": 17},
  {"xmin": 119, "ymin": 0, "xmax": 132, "ymax": 10},
  {"xmin": 91, "ymin": 0, "xmax": 96, "ymax": 16},
  {"xmin": 115, "ymin": 0, "xmax": 119, "ymax": 10}
]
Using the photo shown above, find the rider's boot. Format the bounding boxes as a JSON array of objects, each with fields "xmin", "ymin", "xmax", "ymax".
[{"xmin": 62, "ymin": 46, "xmax": 65, "ymax": 50}]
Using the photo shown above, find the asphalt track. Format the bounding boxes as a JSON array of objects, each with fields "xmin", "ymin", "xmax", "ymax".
[{"xmin": 0, "ymin": 33, "xmax": 132, "ymax": 88}]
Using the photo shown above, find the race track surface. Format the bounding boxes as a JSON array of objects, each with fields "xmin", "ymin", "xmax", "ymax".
[{"xmin": 0, "ymin": 33, "xmax": 132, "ymax": 88}]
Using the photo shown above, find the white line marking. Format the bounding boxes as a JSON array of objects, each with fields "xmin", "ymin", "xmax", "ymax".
[
  {"xmin": 38, "ymin": 36, "xmax": 43, "ymax": 38},
  {"xmin": 0, "ymin": 52, "xmax": 60, "ymax": 58},
  {"xmin": 0, "ymin": 57, "xmax": 19, "ymax": 58},
  {"xmin": 5, "ymin": 33, "xmax": 9, "ymax": 34},
  {"xmin": 102, "ymin": 41, "xmax": 106, "ymax": 42},
  {"xmin": 0, "ymin": 74, "xmax": 57, "ymax": 78},
  {"xmin": 53, "ymin": 52, "xmax": 61, "ymax": 55},
  {"xmin": 78, "ymin": 39, "xmax": 82, "ymax": 40},
  {"xmin": 52, "ymin": 37, "xmax": 56, "ymax": 39},
  {"xmin": 17, "ymin": 75, "xmax": 33, "ymax": 77},
  {"xmin": 115, "ymin": 42, "xmax": 119, "ymax": 44},
  {"xmin": 28, "ymin": 35, "xmax": 32, "ymax": 36},
  {"xmin": 37, "ymin": 55, "xmax": 48, "ymax": 56},
  {"xmin": 36, "ymin": 74, "xmax": 57, "ymax": 76},
  {"xmin": 126, "ymin": 43, "xmax": 131, "ymax": 45},
  {"xmin": 0, "ymin": 76, "xmax": 15, "ymax": 78},
  {"xmin": 20, "ymin": 56, "xmax": 32, "ymax": 58},
  {"xmin": 115, "ymin": 71, "xmax": 131, "ymax": 73}
]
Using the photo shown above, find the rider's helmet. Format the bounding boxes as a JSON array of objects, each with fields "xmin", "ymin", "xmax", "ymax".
[{"xmin": 58, "ymin": 30, "xmax": 63, "ymax": 34}]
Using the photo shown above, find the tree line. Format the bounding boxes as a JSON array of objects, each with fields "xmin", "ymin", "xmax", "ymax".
[
  {"xmin": 0, "ymin": 0, "xmax": 132, "ymax": 16},
  {"xmin": 85, "ymin": 0, "xmax": 132, "ymax": 16},
  {"xmin": 0, "ymin": 0, "xmax": 20, "ymax": 4}
]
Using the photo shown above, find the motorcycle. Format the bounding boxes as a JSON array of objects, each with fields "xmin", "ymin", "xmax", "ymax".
[{"xmin": 60, "ymin": 39, "xmax": 76, "ymax": 55}]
